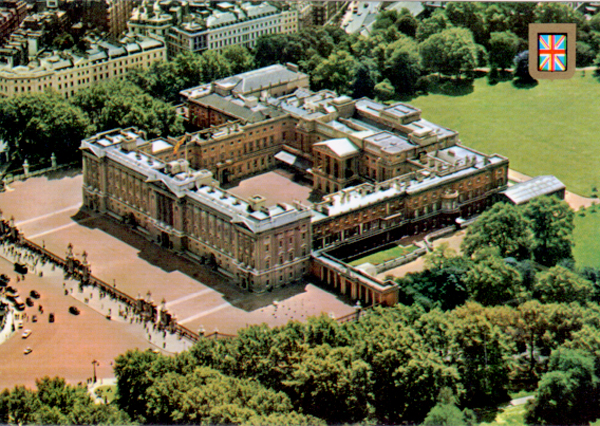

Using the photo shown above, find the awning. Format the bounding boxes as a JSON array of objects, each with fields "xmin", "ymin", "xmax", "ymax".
[{"xmin": 274, "ymin": 151, "xmax": 312, "ymax": 172}]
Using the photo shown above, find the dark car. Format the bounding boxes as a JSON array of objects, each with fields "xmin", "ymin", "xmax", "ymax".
[
  {"xmin": 29, "ymin": 290, "xmax": 40, "ymax": 299},
  {"xmin": 32, "ymin": 315, "xmax": 37, "ymax": 323},
  {"xmin": 14, "ymin": 263, "xmax": 27, "ymax": 274},
  {"xmin": 0, "ymin": 274, "xmax": 9, "ymax": 286},
  {"xmin": 69, "ymin": 306, "xmax": 80, "ymax": 315},
  {"xmin": 49, "ymin": 313, "xmax": 55, "ymax": 323},
  {"xmin": 25, "ymin": 297, "xmax": 33, "ymax": 307}
]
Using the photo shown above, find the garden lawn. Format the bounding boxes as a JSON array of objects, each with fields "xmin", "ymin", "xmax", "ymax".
[
  {"xmin": 410, "ymin": 72, "xmax": 600, "ymax": 197},
  {"xmin": 349, "ymin": 244, "xmax": 418, "ymax": 266},
  {"xmin": 573, "ymin": 206, "xmax": 600, "ymax": 268}
]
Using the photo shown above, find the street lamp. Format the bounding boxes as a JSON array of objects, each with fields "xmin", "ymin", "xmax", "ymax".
[{"xmin": 92, "ymin": 359, "xmax": 99, "ymax": 384}]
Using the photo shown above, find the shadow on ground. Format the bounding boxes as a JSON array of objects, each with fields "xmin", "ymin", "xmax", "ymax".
[{"xmin": 70, "ymin": 209, "xmax": 346, "ymax": 312}]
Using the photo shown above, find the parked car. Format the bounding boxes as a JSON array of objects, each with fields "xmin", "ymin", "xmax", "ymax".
[
  {"xmin": 48, "ymin": 313, "xmax": 55, "ymax": 323},
  {"xmin": 22, "ymin": 330, "xmax": 31, "ymax": 339},
  {"xmin": 14, "ymin": 263, "xmax": 27, "ymax": 274},
  {"xmin": 23, "ymin": 347, "xmax": 32, "ymax": 355},
  {"xmin": 69, "ymin": 306, "xmax": 80, "ymax": 315},
  {"xmin": 32, "ymin": 315, "xmax": 37, "ymax": 323},
  {"xmin": 29, "ymin": 290, "xmax": 40, "ymax": 299},
  {"xmin": 25, "ymin": 297, "xmax": 33, "ymax": 307}
]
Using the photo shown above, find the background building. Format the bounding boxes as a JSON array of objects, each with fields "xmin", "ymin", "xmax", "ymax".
[
  {"xmin": 0, "ymin": 34, "xmax": 165, "ymax": 97},
  {"xmin": 127, "ymin": 1, "xmax": 298, "ymax": 58}
]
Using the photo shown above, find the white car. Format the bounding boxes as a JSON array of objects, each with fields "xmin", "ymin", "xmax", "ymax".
[
  {"xmin": 22, "ymin": 330, "xmax": 31, "ymax": 339},
  {"xmin": 23, "ymin": 347, "xmax": 32, "ymax": 355}
]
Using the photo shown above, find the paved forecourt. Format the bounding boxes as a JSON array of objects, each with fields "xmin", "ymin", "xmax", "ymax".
[
  {"xmin": 0, "ymin": 252, "xmax": 158, "ymax": 391},
  {"xmin": 0, "ymin": 173, "xmax": 355, "ymax": 339}
]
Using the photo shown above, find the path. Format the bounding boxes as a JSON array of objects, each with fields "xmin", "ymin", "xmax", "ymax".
[{"xmin": 508, "ymin": 169, "xmax": 599, "ymax": 210}]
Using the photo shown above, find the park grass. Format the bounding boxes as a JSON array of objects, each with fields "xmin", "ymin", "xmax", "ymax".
[
  {"xmin": 573, "ymin": 205, "xmax": 600, "ymax": 268},
  {"xmin": 409, "ymin": 72, "xmax": 600, "ymax": 197},
  {"xmin": 480, "ymin": 403, "xmax": 529, "ymax": 426},
  {"xmin": 348, "ymin": 244, "xmax": 418, "ymax": 266},
  {"xmin": 94, "ymin": 385, "xmax": 116, "ymax": 403}
]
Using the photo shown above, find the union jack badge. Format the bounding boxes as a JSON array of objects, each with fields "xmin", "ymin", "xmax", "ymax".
[{"xmin": 529, "ymin": 24, "xmax": 576, "ymax": 80}]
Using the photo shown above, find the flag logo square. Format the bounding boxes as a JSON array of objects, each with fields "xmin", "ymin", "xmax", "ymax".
[{"xmin": 538, "ymin": 33, "xmax": 567, "ymax": 72}]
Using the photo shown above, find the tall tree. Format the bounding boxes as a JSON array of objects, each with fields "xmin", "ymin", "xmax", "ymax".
[
  {"xmin": 464, "ymin": 248, "xmax": 523, "ymax": 306},
  {"xmin": 526, "ymin": 348, "xmax": 600, "ymax": 425},
  {"xmin": 522, "ymin": 196, "xmax": 575, "ymax": 266},
  {"xmin": 0, "ymin": 92, "xmax": 92, "ymax": 163},
  {"xmin": 74, "ymin": 79, "xmax": 184, "ymax": 138},
  {"xmin": 461, "ymin": 202, "xmax": 533, "ymax": 260},
  {"xmin": 383, "ymin": 36, "xmax": 422, "ymax": 96},
  {"xmin": 488, "ymin": 31, "xmax": 521, "ymax": 70},
  {"xmin": 283, "ymin": 344, "xmax": 372, "ymax": 423},
  {"xmin": 419, "ymin": 28, "xmax": 479, "ymax": 77},
  {"xmin": 310, "ymin": 50, "xmax": 357, "ymax": 94},
  {"xmin": 534, "ymin": 266, "xmax": 594, "ymax": 304}
]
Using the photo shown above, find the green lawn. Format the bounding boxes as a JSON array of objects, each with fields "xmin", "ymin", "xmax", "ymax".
[
  {"xmin": 480, "ymin": 403, "xmax": 529, "ymax": 426},
  {"xmin": 94, "ymin": 385, "xmax": 116, "ymax": 403},
  {"xmin": 349, "ymin": 244, "xmax": 418, "ymax": 266},
  {"xmin": 409, "ymin": 72, "xmax": 600, "ymax": 197},
  {"xmin": 573, "ymin": 205, "xmax": 600, "ymax": 268}
]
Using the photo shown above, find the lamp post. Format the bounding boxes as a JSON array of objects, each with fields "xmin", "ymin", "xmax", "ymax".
[{"xmin": 92, "ymin": 359, "xmax": 99, "ymax": 384}]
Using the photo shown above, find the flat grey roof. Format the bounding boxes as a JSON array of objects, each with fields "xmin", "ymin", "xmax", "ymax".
[
  {"xmin": 501, "ymin": 175, "xmax": 565, "ymax": 205},
  {"xmin": 365, "ymin": 132, "xmax": 415, "ymax": 154}
]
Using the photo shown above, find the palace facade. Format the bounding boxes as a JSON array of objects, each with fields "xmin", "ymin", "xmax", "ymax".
[{"xmin": 82, "ymin": 64, "xmax": 509, "ymax": 306}]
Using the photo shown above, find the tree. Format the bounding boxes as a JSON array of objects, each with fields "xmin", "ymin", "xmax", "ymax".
[
  {"xmin": 419, "ymin": 28, "xmax": 479, "ymax": 77},
  {"xmin": 577, "ymin": 41, "xmax": 596, "ymax": 68},
  {"xmin": 311, "ymin": 50, "xmax": 357, "ymax": 95},
  {"xmin": 461, "ymin": 202, "xmax": 533, "ymax": 260},
  {"xmin": 349, "ymin": 305, "xmax": 460, "ymax": 424},
  {"xmin": 283, "ymin": 344, "xmax": 372, "ymax": 423},
  {"xmin": 383, "ymin": 37, "xmax": 422, "ymax": 96},
  {"xmin": 534, "ymin": 3, "xmax": 584, "ymax": 26},
  {"xmin": 416, "ymin": 10, "xmax": 450, "ymax": 42},
  {"xmin": 145, "ymin": 366, "xmax": 300, "ymax": 425},
  {"xmin": 74, "ymin": 79, "xmax": 184, "ymax": 138},
  {"xmin": 351, "ymin": 61, "xmax": 376, "ymax": 99},
  {"xmin": 488, "ymin": 31, "xmax": 521, "ymax": 70},
  {"xmin": 0, "ymin": 92, "xmax": 92, "ymax": 163},
  {"xmin": 400, "ymin": 244, "xmax": 471, "ymax": 310},
  {"xmin": 449, "ymin": 303, "xmax": 513, "ymax": 407},
  {"xmin": 374, "ymin": 78, "xmax": 395, "ymax": 101},
  {"xmin": 422, "ymin": 391, "xmax": 476, "ymax": 426},
  {"xmin": 444, "ymin": 2, "xmax": 487, "ymax": 45},
  {"xmin": 513, "ymin": 50, "xmax": 535, "ymax": 82},
  {"xmin": 198, "ymin": 50, "xmax": 232, "ymax": 83},
  {"xmin": 0, "ymin": 377, "xmax": 132, "ymax": 425},
  {"xmin": 534, "ymin": 266, "xmax": 594, "ymax": 304},
  {"xmin": 464, "ymin": 248, "xmax": 523, "ymax": 306},
  {"xmin": 221, "ymin": 45, "xmax": 255, "ymax": 75},
  {"xmin": 526, "ymin": 348, "xmax": 600, "ymax": 425},
  {"xmin": 523, "ymin": 196, "xmax": 575, "ymax": 266}
]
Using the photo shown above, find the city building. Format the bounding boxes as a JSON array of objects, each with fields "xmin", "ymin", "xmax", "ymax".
[
  {"xmin": 81, "ymin": 64, "xmax": 510, "ymax": 307},
  {"xmin": 0, "ymin": 0, "xmax": 27, "ymax": 42},
  {"xmin": 78, "ymin": 0, "xmax": 134, "ymax": 39},
  {"xmin": 298, "ymin": 1, "xmax": 348, "ymax": 28},
  {"xmin": 0, "ymin": 34, "xmax": 165, "ymax": 97},
  {"xmin": 127, "ymin": 0, "xmax": 298, "ymax": 58}
]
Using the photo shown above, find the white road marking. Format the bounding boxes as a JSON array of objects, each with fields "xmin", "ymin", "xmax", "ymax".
[
  {"xmin": 178, "ymin": 302, "xmax": 230, "ymax": 325},
  {"xmin": 27, "ymin": 216, "xmax": 94, "ymax": 240},
  {"xmin": 165, "ymin": 288, "xmax": 215, "ymax": 308},
  {"xmin": 16, "ymin": 204, "xmax": 81, "ymax": 226}
]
